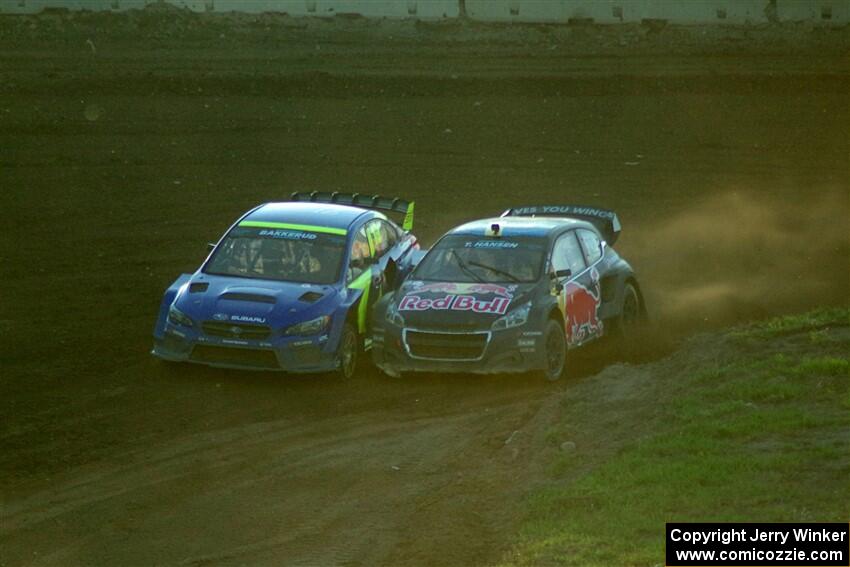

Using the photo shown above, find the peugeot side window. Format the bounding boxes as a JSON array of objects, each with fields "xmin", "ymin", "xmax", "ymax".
[
  {"xmin": 577, "ymin": 229, "xmax": 603, "ymax": 265},
  {"xmin": 552, "ymin": 231, "xmax": 586, "ymax": 277}
]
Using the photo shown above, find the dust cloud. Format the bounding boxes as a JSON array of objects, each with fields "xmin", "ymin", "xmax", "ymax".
[{"xmin": 628, "ymin": 188, "xmax": 849, "ymax": 334}]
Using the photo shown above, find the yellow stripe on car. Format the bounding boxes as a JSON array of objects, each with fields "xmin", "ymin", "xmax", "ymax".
[
  {"xmin": 346, "ymin": 269, "xmax": 372, "ymax": 333},
  {"xmin": 239, "ymin": 221, "xmax": 347, "ymax": 236},
  {"xmin": 402, "ymin": 202, "xmax": 415, "ymax": 231},
  {"xmin": 366, "ymin": 221, "xmax": 382, "ymax": 256}
]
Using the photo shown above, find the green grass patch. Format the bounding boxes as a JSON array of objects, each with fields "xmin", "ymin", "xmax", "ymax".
[
  {"xmin": 502, "ymin": 309, "xmax": 850, "ymax": 567},
  {"xmin": 791, "ymin": 356, "xmax": 849, "ymax": 378},
  {"xmin": 730, "ymin": 306, "xmax": 849, "ymax": 340}
]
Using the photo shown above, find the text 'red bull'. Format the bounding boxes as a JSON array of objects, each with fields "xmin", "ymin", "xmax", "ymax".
[{"xmin": 399, "ymin": 294, "xmax": 511, "ymax": 315}]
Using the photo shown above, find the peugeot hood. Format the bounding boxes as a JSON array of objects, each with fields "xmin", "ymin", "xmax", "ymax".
[{"xmin": 393, "ymin": 280, "xmax": 536, "ymax": 329}]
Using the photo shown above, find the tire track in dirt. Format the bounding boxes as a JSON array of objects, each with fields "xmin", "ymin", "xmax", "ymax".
[{"xmin": 1, "ymin": 374, "xmax": 557, "ymax": 566}]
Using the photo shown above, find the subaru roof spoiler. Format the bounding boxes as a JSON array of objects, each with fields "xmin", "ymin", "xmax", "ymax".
[
  {"xmin": 501, "ymin": 205, "xmax": 621, "ymax": 245},
  {"xmin": 290, "ymin": 191, "xmax": 415, "ymax": 231}
]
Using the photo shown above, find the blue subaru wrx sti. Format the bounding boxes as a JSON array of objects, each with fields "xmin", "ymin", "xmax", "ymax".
[{"xmin": 152, "ymin": 192, "xmax": 422, "ymax": 378}]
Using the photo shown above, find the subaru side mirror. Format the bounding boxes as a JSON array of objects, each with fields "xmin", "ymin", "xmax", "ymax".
[{"xmin": 351, "ymin": 256, "xmax": 375, "ymax": 271}]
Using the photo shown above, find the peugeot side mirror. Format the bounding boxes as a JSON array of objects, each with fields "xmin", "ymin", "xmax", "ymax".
[
  {"xmin": 384, "ymin": 258, "xmax": 398, "ymax": 290},
  {"xmin": 550, "ymin": 269, "xmax": 570, "ymax": 293},
  {"xmin": 351, "ymin": 256, "xmax": 376, "ymax": 271}
]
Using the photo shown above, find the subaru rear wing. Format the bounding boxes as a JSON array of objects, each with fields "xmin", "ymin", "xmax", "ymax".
[
  {"xmin": 291, "ymin": 191, "xmax": 415, "ymax": 231},
  {"xmin": 501, "ymin": 205, "xmax": 621, "ymax": 244}
]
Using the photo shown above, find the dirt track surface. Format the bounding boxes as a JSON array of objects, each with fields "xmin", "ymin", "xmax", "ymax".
[
  {"xmin": 3, "ymin": 367, "xmax": 558, "ymax": 566},
  {"xmin": 1, "ymin": 9, "xmax": 849, "ymax": 566}
]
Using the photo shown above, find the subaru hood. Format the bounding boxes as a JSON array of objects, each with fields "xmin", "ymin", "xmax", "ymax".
[{"xmin": 173, "ymin": 273, "xmax": 339, "ymax": 327}]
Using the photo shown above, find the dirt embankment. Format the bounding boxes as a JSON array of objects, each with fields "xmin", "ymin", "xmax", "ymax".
[{"xmin": 2, "ymin": 3, "xmax": 849, "ymax": 59}]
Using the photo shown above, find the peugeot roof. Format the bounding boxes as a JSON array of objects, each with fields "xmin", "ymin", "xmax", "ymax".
[{"xmin": 448, "ymin": 216, "xmax": 594, "ymax": 239}]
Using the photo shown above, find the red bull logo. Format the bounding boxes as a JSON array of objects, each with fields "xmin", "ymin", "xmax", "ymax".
[
  {"xmin": 399, "ymin": 294, "xmax": 511, "ymax": 315},
  {"xmin": 563, "ymin": 278, "xmax": 603, "ymax": 345},
  {"xmin": 400, "ymin": 282, "xmax": 515, "ymax": 315}
]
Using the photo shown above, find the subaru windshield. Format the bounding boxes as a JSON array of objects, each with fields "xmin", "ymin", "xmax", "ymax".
[
  {"xmin": 204, "ymin": 226, "xmax": 346, "ymax": 285},
  {"xmin": 412, "ymin": 235, "xmax": 545, "ymax": 284}
]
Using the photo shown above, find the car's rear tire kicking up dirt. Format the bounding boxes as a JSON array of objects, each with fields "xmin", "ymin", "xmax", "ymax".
[{"xmin": 612, "ymin": 282, "xmax": 646, "ymax": 358}]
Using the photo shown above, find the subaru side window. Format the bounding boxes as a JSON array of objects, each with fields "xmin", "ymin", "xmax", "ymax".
[
  {"xmin": 577, "ymin": 229, "xmax": 603, "ymax": 265},
  {"xmin": 347, "ymin": 227, "xmax": 373, "ymax": 283},
  {"xmin": 365, "ymin": 219, "xmax": 399, "ymax": 259},
  {"xmin": 379, "ymin": 220, "xmax": 400, "ymax": 252},
  {"xmin": 552, "ymin": 231, "xmax": 586, "ymax": 277},
  {"xmin": 365, "ymin": 220, "xmax": 387, "ymax": 259}
]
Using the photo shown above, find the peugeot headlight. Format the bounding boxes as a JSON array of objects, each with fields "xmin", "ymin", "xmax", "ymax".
[
  {"xmin": 491, "ymin": 301, "xmax": 531, "ymax": 331},
  {"xmin": 167, "ymin": 304, "xmax": 194, "ymax": 328},
  {"xmin": 385, "ymin": 302, "xmax": 405, "ymax": 327},
  {"xmin": 284, "ymin": 315, "xmax": 330, "ymax": 336}
]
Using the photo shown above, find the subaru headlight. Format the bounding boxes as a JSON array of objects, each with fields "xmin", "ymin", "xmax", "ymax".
[
  {"xmin": 167, "ymin": 304, "xmax": 194, "ymax": 328},
  {"xmin": 284, "ymin": 315, "xmax": 330, "ymax": 336},
  {"xmin": 385, "ymin": 301, "xmax": 405, "ymax": 327},
  {"xmin": 491, "ymin": 301, "xmax": 531, "ymax": 331}
]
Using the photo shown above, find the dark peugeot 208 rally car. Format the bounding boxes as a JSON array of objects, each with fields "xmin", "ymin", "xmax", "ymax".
[
  {"xmin": 371, "ymin": 205, "xmax": 646, "ymax": 380},
  {"xmin": 152, "ymin": 192, "xmax": 422, "ymax": 378}
]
